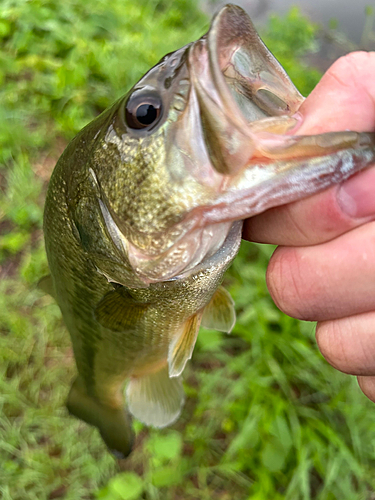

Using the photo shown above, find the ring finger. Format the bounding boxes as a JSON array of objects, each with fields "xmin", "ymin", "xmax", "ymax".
[{"xmin": 316, "ymin": 311, "xmax": 375, "ymax": 376}]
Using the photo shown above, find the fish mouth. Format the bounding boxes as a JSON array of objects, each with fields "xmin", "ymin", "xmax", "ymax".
[{"xmin": 185, "ymin": 4, "xmax": 375, "ymax": 222}]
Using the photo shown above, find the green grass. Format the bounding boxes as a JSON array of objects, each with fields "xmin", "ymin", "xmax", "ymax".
[{"xmin": 1, "ymin": 1, "xmax": 375, "ymax": 499}]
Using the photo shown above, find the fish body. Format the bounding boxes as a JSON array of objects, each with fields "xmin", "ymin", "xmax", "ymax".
[{"xmin": 43, "ymin": 4, "xmax": 375, "ymax": 457}]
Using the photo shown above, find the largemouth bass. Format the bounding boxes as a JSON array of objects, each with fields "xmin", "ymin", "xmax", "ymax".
[{"xmin": 43, "ymin": 4, "xmax": 375, "ymax": 457}]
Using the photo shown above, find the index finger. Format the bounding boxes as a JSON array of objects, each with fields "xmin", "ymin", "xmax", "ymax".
[{"xmin": 243, "ymin": 51, "xmax": 375, "ymax": 246}]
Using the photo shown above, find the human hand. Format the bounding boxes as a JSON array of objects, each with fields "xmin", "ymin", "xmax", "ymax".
[{"xmin": 243, "ymin": 51, "xmax": 375, "ymax": 402}]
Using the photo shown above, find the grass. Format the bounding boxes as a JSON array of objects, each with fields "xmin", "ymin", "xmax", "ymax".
[{"xmin": 1, "ymin": 1, "xmax": 375, "ymax": 499}]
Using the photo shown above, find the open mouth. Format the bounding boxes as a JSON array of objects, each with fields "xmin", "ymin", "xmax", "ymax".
[{"xmin": 186, "ymin": 4, "xmax": 375, "ymax": 224}]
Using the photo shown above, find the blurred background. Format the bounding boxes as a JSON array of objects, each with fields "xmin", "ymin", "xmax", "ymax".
[{"xmin": 0, "ymin": 1, "xmax": 375, "ymax": 499}]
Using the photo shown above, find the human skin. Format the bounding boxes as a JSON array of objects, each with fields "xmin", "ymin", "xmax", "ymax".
[{"xmin": 243, "ymin": 51, "xmax": 375, "ymax": 402}]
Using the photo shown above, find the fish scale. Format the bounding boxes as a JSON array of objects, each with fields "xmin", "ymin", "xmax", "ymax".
[{"xmin": 43, "ymin": 4, "xmax": 375, "ymax": 457}]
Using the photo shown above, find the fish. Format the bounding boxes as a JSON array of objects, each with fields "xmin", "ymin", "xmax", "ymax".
[{"xmin": 43, "ymin": 3, "xmax": 375, "ymax": 458}]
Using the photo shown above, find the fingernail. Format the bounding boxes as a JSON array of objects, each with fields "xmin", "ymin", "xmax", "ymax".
[{"xmin": 337, "ymin": 168, "xmax": 375, "ymax": 218}]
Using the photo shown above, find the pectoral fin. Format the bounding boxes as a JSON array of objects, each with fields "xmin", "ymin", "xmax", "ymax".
[
  {"xmin": 168, "ymin": 312, "xmax": 203, "ymax": 378},
  {"xmin": 94, "ymin": 287, "xmax": 148, "ymax": 332},
  {"xmin": 37, "ymin": 274, "xmax": 56, "ymax": 300},
  {"xmin": 126, "ymin": 365, "xmax": 184, "ymax": 428},
  {"xmin": 201, "ymin": 286, "xmax": 236, "ymax": 333}
]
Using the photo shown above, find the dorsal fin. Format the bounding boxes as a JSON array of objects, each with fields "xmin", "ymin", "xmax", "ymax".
[
  {"xmin": 94, "ymin": 287, "xmax": 148, "ymax": 332},
  {"xmin": 37, "ymin": 274, "xmax": 56, "ymax": 300},
  {"xmin": 201, "ymin": 285, "xmax": 236, "ymax": 333},
  {"xmin": 168, "ymin": 312, "xmax": 203, "ymax": 378}
]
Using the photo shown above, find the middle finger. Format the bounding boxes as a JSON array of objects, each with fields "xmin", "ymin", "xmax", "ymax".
[{"xmin": 266, "ymin": 221, "xmax": 375, "ymax": 321}]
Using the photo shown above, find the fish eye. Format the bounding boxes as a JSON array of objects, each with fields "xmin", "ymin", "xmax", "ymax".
[{"xmin": 124, "ymin": 94, "xmax": 162, "ymax": 130}]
